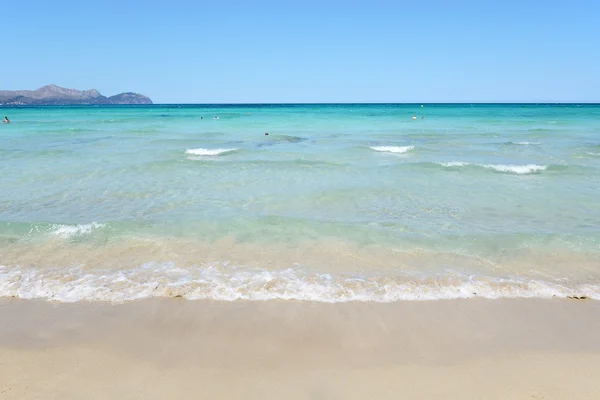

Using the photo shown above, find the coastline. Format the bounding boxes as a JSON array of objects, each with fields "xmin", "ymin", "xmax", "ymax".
[{"xmin": 2, "ymin": 298, "xmax": 599, "ymax": 399}]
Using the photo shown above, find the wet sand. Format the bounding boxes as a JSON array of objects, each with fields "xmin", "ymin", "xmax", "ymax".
[{"xmin": 1, "ymin": 298, "xmax": 600, "ymax": 399}]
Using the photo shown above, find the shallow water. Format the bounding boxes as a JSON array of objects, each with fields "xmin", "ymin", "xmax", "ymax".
[{"xmin": 1, "ymin": 104, "xmax": 599, "ymax": 302}]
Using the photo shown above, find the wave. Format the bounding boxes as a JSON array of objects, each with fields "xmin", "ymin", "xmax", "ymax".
[
  {"xmin": 504, "ymin": 141, "xmax": 542, "ymax": 146},
  {"xmin": 0, "ymin": 264, "xmax": 597, "ymax": 303},
  {"xmin": 370, "ymin": 146, "xmax": 415, "ymax": 154},
  {"xmin": 50, "ymin": 222, "xmax": 106, "ymax": 239},
  {"xmin": 438, "ymin": 161, "xmax": 470, "ymax": 167},
  {"xmin": 484, "ymin": 164, "xmax": 547, "ymax": 174},
  {"xmin": 437, "ymin": 162, "xmax": 547, "ymax": 174},
  {"xmin": 185, "ymin": 148, "xmax": 238, "ymax": 156}
]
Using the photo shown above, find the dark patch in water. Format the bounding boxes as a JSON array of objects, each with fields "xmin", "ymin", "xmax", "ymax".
[
  {"xmin": 256, "ymin": 135, "xmax": 308, "ymax": 148},
  {"xmin": 275, "ymin": 135, "xmax": 307, "ymax": 143}
]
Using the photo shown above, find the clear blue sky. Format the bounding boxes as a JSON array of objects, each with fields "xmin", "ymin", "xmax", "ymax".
[{"xmin": 3, "ymin": 0, "xmax": 599, "ymax": 103}]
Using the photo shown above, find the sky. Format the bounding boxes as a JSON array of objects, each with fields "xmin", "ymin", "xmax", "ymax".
[{"xmin": 3, "ymin": 0, "xmax": 599, "ymax": 103}]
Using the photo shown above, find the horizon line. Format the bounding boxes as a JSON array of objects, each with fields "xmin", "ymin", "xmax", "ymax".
[
  {"xmin": 158, "ymin": 101, "xmax": 600, "ymax": 105},
  {"xmin": 2, "ymin": 102, "xmax": 600, "ymax": 106}
]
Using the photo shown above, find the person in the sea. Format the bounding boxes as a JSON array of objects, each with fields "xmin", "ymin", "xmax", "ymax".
[
  {"xmin": 2, "ymin": 116, "xmax": 9, "ymax": 123},
  {"xmin": 412, "ymin": 115, "xmax": 417, "ymax": 120},
  {"xmin": 265, "ymin": 132, "xmax": 269, "ymax": 136}
]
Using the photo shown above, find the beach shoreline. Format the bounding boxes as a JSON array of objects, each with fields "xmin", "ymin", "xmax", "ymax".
[{"xmin": 1, "ymin": 298, "xmax": 599, "ymax": 399}]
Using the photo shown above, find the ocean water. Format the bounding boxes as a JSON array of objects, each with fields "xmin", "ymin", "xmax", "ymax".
[{"xmin": 1, "ymin": 104, "xmax": 599, "ymax": 302}]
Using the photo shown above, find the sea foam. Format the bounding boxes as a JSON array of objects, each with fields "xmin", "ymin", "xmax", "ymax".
[
  {"xmin": 50, "ymin": 223, "xmax": 106, "ymax": 238},
  {"xmin": 438, "ymin": 162, "xmax": 547, "ymax": 174},
  {"xmin": 185, "ymin": 148, "xmax": 237, "ymax": 156},
  {"xmin": 505, "ymin": 141, "xmax": 542, "ymax": 146},
  {"xmin": 484, "ymin": 164, "xmax": 547, "ymax": 174},
  {"xmin": 370, "ymin": 146, "xmax": 414, "ymax": 154},
  {"xmin": 0, "ymin": 264, "xmax": 597, "ymax": 303},
  {"xmin": 439, "ymin": 161, "xmax": 470, "ymax": 167}
]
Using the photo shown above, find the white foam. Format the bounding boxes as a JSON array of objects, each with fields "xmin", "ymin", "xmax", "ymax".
[
  {"xmin": 511, "ymin": 141, "xmax": 542, "ymax": 146},
  {"xmin": 439, "ymin": 161, "xmax": 471, "ymax": 167},
  {"xmin": 437, "ymin": 162, "xmax": 547, "ymax": 174},
  {"xmin": 370, "ymin": 146, "xmax": 414, "ymax": 154},
  {"xmin": 50, "ymin": 223, "xmax": 106, "ymax": 238},
  {"xmin": 0, "ymin": 264, "xmax": 597, "ymax": 303},
  {"xmin": 185, "ymin": 148, "xmax": 237, "ymax": 156},
  {"xmin": 483, "ymin": 164, "xmax": 547, "ymax": 174},
  {"xmin": 587, "ymin": 152, "xmax": 600, "ymax": 156}
]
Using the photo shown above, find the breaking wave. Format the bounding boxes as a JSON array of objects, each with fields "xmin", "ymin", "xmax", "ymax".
[
  {"xmin": 370, "ymin": 146, "xmax": 415, "ymax": 154},
  {"xmin": 185, "ymin": 148, "xmax": 238, "ymax": 156},
  {"xmin": 437, "ymin": 162, "xmax": 548, "ymax": 174},
  {"xmin": 0, "ymin": 264, "xmax": 597, "ymax": 303},
  {"xmin": 50, "ymin": 223, "xmax": 106, "ymax": 239}
]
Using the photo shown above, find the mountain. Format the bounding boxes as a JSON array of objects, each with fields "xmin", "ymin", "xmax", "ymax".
[{"xmin": 0, "ymin": 84, "xmax": 152, "ymax": 105}]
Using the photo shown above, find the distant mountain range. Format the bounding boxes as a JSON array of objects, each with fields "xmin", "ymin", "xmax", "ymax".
[{"xmin": 0, "ymin": 85, "xmax": 152, "ymax": 105}]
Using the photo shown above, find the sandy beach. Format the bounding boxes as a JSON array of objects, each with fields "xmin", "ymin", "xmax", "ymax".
[{"xmin": 1, "ymin": 298, "xmax": 599, "ymax": 399}]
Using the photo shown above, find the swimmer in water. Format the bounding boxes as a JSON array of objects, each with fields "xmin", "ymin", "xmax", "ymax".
[
  {"xmin": 2, "ymin": 116, "xmax": 9, "ymax": 123},
  {"xmin": 412, "ymin": 115, "xmax": 417, "ymax": 120},
  {"xmin": 213, "ymin": 116, "xmax": 219, "ymax": 120},
  {"xmin": 265, "ymin": 132, "xmax": 269, "ymax": 136}
]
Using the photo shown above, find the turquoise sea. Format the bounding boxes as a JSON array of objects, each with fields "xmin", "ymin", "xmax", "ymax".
[{"xmin": 1, "ymin": 104, "xmax": 599, "ymax": 302}]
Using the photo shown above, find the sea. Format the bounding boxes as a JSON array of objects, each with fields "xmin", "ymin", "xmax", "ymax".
[{"xmin": 1, "ymin": 104, "xmax": 599, "ymax": 302}]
